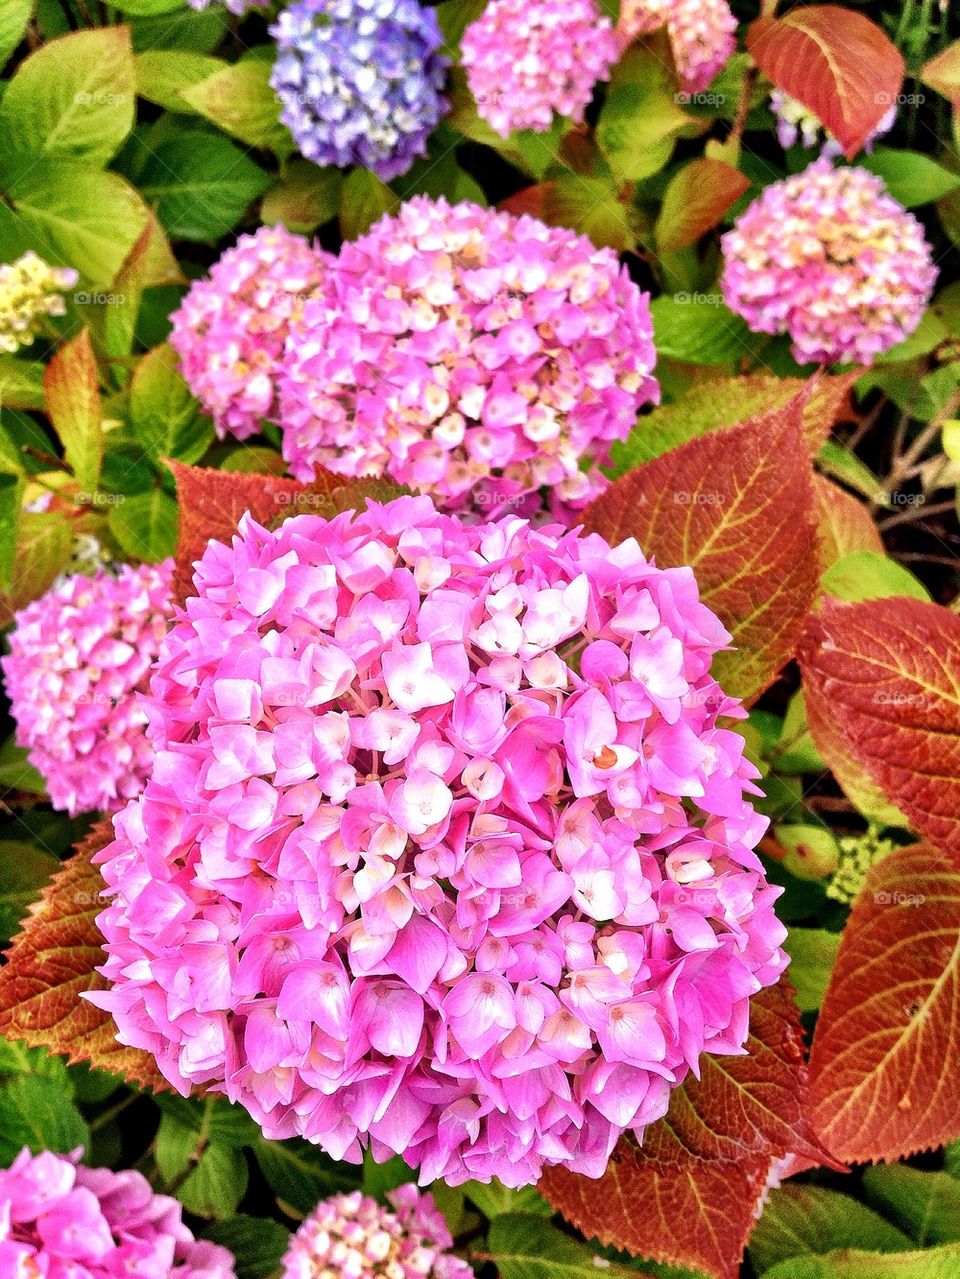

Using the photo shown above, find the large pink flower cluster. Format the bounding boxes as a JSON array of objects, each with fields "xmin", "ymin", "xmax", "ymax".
[
  {"xmin": 170, "ymin": 225, "xmax": 333, "ymax": 441},
  {"xmin": 1, "ymin": 560, "xmax": 174, "ymax": 816},
  {"xmin": 617, "ymin": 0, "xmax": 736, "ymax": 93},
  {"xmin": 278, "ymin": 198, "xmax": 658, "ymax": 520},
  {"xmin": 720, "ymin": 159, "xmax": 938, "ymax": 365},
  {"xmin": 93, "ymin": 497, "xmax": 787, "ymax": 1187},
  {"xmin": 282, "ymin": 1185, "xmax": 472, "ymax": 1278},
  {"xmin": 0, "ymin": 1147, "xmax": 236, "ymax": 1277},
  {"xmin": 460, "ymin": 0, "xmax": 618, "ymax": 138}
]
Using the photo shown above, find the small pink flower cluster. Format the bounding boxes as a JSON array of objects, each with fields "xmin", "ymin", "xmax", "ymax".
[
  {"xmin": 0, "ymin": 1147, "xmax": 236, "ymax": 1278},
  {"xmin": 93, "ymin": 497, "xmax": 787, "ymax": 1187},
  {"xmin": 721, "ymin": 158, "xmax": 938, "ymax": 365},
  {"xmin": 170, "ymin": 226, "xmax": 333, "ymax": 441},
  {"xmin": 278, "ymin": 198, "xmax": 658, "ymax": 520},
  {"xmin": 282, "ymin": 1185, "xmax": 473, "ymax": 1278},
  {"xmin": 617, "ymin": 0, "xmax": 736, "ymax": 93},
  {"xmin": 1, "ymin": 560, "xmax": 175, "ymax": 816},
  {"xmin": 460, "ymin": 0, "xmax": 618, "ymax": 138}
]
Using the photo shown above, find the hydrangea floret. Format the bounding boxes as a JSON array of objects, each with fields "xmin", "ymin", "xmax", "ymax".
[
  {"xmin": 282, "ymin": 1185, "xmax": 473, "ymax": 1278},
  {"xmin": 617, "ymin": 0, "xmax": 737, "ymax": 94},
  {"xmin": 0, "ymin": 252, "xmax": 78, "ymax": 353},
  {"xmin": 277, "ymin": 197, "xmax": 658, "ymax": 520},
  {"xmin": 93, "ymin": 496, "xmax": 787, "ymax": 1187},
  {"xmin": 720, "ymin": 158, "xmax": 938, "ymax": 365},
  {"xmin": 460, "ymin": 0, "xmax": 617, "ymax": 138},
  {"xmin": 0, "ymin": 1147, "xmax": 236, "ymax": 1277},
  {"xmin": 270, "ymin": 0, "xmax": 450, "ymax": 180},
  {"xmin": 170, "ymin": 226, "xmax": 333, "ymax": 442},
  {"xmin": 1, "ymin": 560, "xmax": 175, "ymax": 816}
]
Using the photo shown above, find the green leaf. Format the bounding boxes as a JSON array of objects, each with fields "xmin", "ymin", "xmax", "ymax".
[
  {"xmin": 108, "ymin": 487, "xmax": 178, "ymax": 562},
  {"xmin": 0, "ymin": 354, "xmax": 46, "ymax": 412},
  {"xmin": 487, "ymin": 1214, "xmax": 638, "ymax": 1279},
  {"xmin": 0, "ymin": 471, "xmax": 22, "ymax": 589},
  {"xmin": 821, "ymin": 550, "xmax": 931, "ymax": 603},
  {"xmin": 3, "ymin": 510, "xmax": 72, "ymax": 613},
  {"xmin": 130, "ymin": 6, "xmax": 225, "ymax": 53},
  {"xmin": 181, "ymin": 56, "xmax": 293, "ymax": 154},
  {"xmin": 253, "ymin": 1135, "xmax": 360, "ymax": 1215},
  {"xmin": 0, "ymin": 840, "xmax": 59, "ymax": 946},
  {"xmin": 339, "ymin": 167, "xmax": 397, "ymax": 241},
  {"xmin": 261, "ymin": 161, "xmax": 342, "ymax": 233},
  {"xmin": 135, "ymin": 50, "xmax": 225, "ymax": 113},
  {"xmin": 650, "ymin": 294, "xmax": 755, "ymax": 366},
  {"xmin": 205, "ymin": 1216, "xmax": 290, "ymax": 1279},
  {"xmin": 783, "ymin": 928, "xmax": 840, "ymax": 1012},
  {"xmin": 863, "ymin": 148, "xmax": 960, "ymax": 207},
  {"xmin": 130, "ymin": 344, "xmax": 213, "ymax": 464},
  {"xmin": 113, "ymin": 0, "xmax": 186, "ymax": 14},
  {"xmin": 862, "ymin": 1165, "xmax": 960, "ymax": 1245},
  {"xmin": 10, "ymin": 170, "xmax": 151, "ymax": 289},
  {"xmin": 463, "ymin": 1180, "xmax": 552, "ymax": 1220},
  {"xmin": 544, "ymin": 175, "xmax": 637, "ymax": 252},
  {"xmin": 177, "ymin": 1143, "xmax": 249, "ymax": 1220},
  {"xmin": 0, "ymin": 27, "xmax": 134, "ymax": 185},
  {"xmin": 0, "ymin": 1075, "xmax": 89, "ymax": 1163},
  {"xmin": 0, "ymin": 0, "xmax": 31, "ymax": 70},
  {"xmin": 139, "ymin": 131, "xmax": 272, "ymax": 242},
  {"xmin": 763, "ymin": 1244, "xmax": 960, "ymax": 1279},
  {"xmin": 817, "ymin": 440, "xmax": 886, "ymax": 505},
  {"xmin": 596, "ymin": 42, "xmax": 695, "ymax": 184},
  {"xmin": 44, "ymin": 329, "xmax": 102, "ymax": 495},
  {"xmin": 749, "ymin": 1184, "xmax": 913, "ymax": 1274}
]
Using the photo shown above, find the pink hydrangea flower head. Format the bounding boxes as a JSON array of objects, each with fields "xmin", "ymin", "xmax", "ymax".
[
  {"xmin": 170, "ymin": 225, "xmax": 333, "ymax": 441},
  {"xmin": 617, "ymin": 0, "xmax": 736, "ymax": 93},
  {"xmin": 93, "ymin": 497, "xmax": 787, "ymax": 1186},
  {"xmin": 282, "ymin": 1185, "xmax": 473, "ymax": 1278},
  {"xmin": 720, "ymin": 158, "xmax": 938, "ymax": 366},
  {"xmin": 0, "ymin": 1147, "xmax": 236, "ymax": 1278},
  {"xmin": 277, "ymin": 197, "xmax": 658, "ymax": 521},
  {"xmin": 461, "ymin": 0, "xmax": 618, "ymax": 137},
  {"xmin": 1, "ymin": 560, "xmax": 175, "ymax": 816}
]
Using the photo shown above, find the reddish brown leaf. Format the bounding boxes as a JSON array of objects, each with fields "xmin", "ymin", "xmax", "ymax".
[
  {"xmin": 809, "ymin": 844, "xmax": 960, "ymax": 1163},
  {"xmin": 0, "ymin": 823, "xmax": 167, "ymax": 1089},
  {"xmin": 655, "ymin": 158, "xmax": 749, "ymax": 253},
  {"xmin": 540, "ymin": 982, "xmax": 821, "ymax": 1279},
  {"xmin": 799, "ymin": 597, "xmax": 960, "ymax": 852},
  {"xmin": 44, "ymin": 329, "xmax": 102, "ymax": 496},
  {"xmin": 812, "ymin": 474, "xmax": 883, "ymax": 570},
  {"xmin": 584, "ymin": 393, "xmax": 819, "ymax": 704},
  {"xmin": 748, "ymin": 7, "xmax": 904, "ymax": 159},
  {"xmin": 499, "ymin": 182, "xmax": 555, "ymax": 221},
  {"xmin": 922, "ymin": 40, "xmax": 960, "ymax": 105},
  {"xmin": 169, "ymin": 461, "xmax": 403, "ymax": 603}
]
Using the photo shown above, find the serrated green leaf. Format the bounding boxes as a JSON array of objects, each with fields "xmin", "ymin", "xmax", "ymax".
[
  {"xmin": 750, "ymin": 1183, "xmax": 913, "ymax": 1274},
  {"xmin": 130, "ymin": 344, "xmax": 213, "ymax": 464},
  {"xmin": 596, "ymin": 42, "xmax": 695, "ymax": 184},
  {"xmin": 108, "ymin": 487, "xmax": 178, "ymax": 562},
  {"xmin": 0, "ymin": 840, "xmax": 59, "ymax": 946},
  {"xmin": 177, "ymin": 1142, "xmax": 249, "ymax": 1220},
  {"xmin": 463, "ymin": 1180, "xmax": 552, "ymax": 1220},
  {"xmin": 487, "ymin": 1214, "xmax": 638, "ymax": 1279},
  {"xmin": 763, "ymin": 1244, "xmax": 960, "ymax": 1279},
  {"xmin": 339, "ymin": 167, "xmax": 397, "ymax": 241},
  {"xmin": 821, "ymin": 551, "xmax": 931, "ymax": 604},
  {"xmin": 0, "ymin": 27, "xmax": 134, "ymax": 184},
  {"xmin": 139, "ymin": 132, "xmax": 272, "ymax": 242},
  {"xmin": 863, "ymin": 1165, "xmax": 960, "ymax": 1245},
  {"xmin": 253, "ymin": 1135, "xmax": 360, "ymax": 1215},
  {"xmin": 0, "ymin": 1075, "xmax": 88, "ymax": 1163},
  {"xmin": 205, "ymin": 1216, "xmax": 290, "ymax": 1279},
  {"xmin": 650, "ymin": 294, "xmax": 756, "ymax": 366},
  {"xmin": 135, "ymin": 50, "xmax": 225, "ymax": 113},
  {"xmin": 0, "ymin": 0, "xmax": 31, "ymax": 71},
  {"xmin": 181, "ymin": 56, "xmax": 293, "ymax": 154}
]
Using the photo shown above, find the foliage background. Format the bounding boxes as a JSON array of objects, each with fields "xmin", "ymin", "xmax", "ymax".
[{"xmin": 1, "ymin": 1, "xmax": 960, "ymax": 1277}]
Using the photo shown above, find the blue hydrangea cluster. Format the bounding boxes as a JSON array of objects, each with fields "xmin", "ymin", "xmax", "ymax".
[{"xmin": 270, "ymin": 0, "xmax": 450, "ymax": 181}]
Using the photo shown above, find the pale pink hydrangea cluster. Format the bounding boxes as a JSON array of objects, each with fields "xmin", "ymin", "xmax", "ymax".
[
  {"xmin": 1, "ymin": 560, "xmax": 175, "ymax": 816},
  {"xmin": 460, "ymin": 0, "xmax": 618, "ymax": 138},
  {"xmin": 282, "ymin": 1186, "xmax": 472, "ymax": 1278},
  {"xmin": 720, "ymin": 158, "xmax": 938, "ymax": 365},
  {"xmin": 617, "ymin": 0, "xmax": 737, "ymax": 93},
  {"xmin": 93, "ymin": 496, "xmax": 787, "ymax": 1186},
  {"xmin": 278, "ymin": 197, "xmax": 658, "ymax": 520},
  {"xmin": 170, "ymin": 226, "xmax": 333, "ymax": 441},
  {"xmin": 0, "ymin": 1148, "xmax": 236, "ymax": 1278}
]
